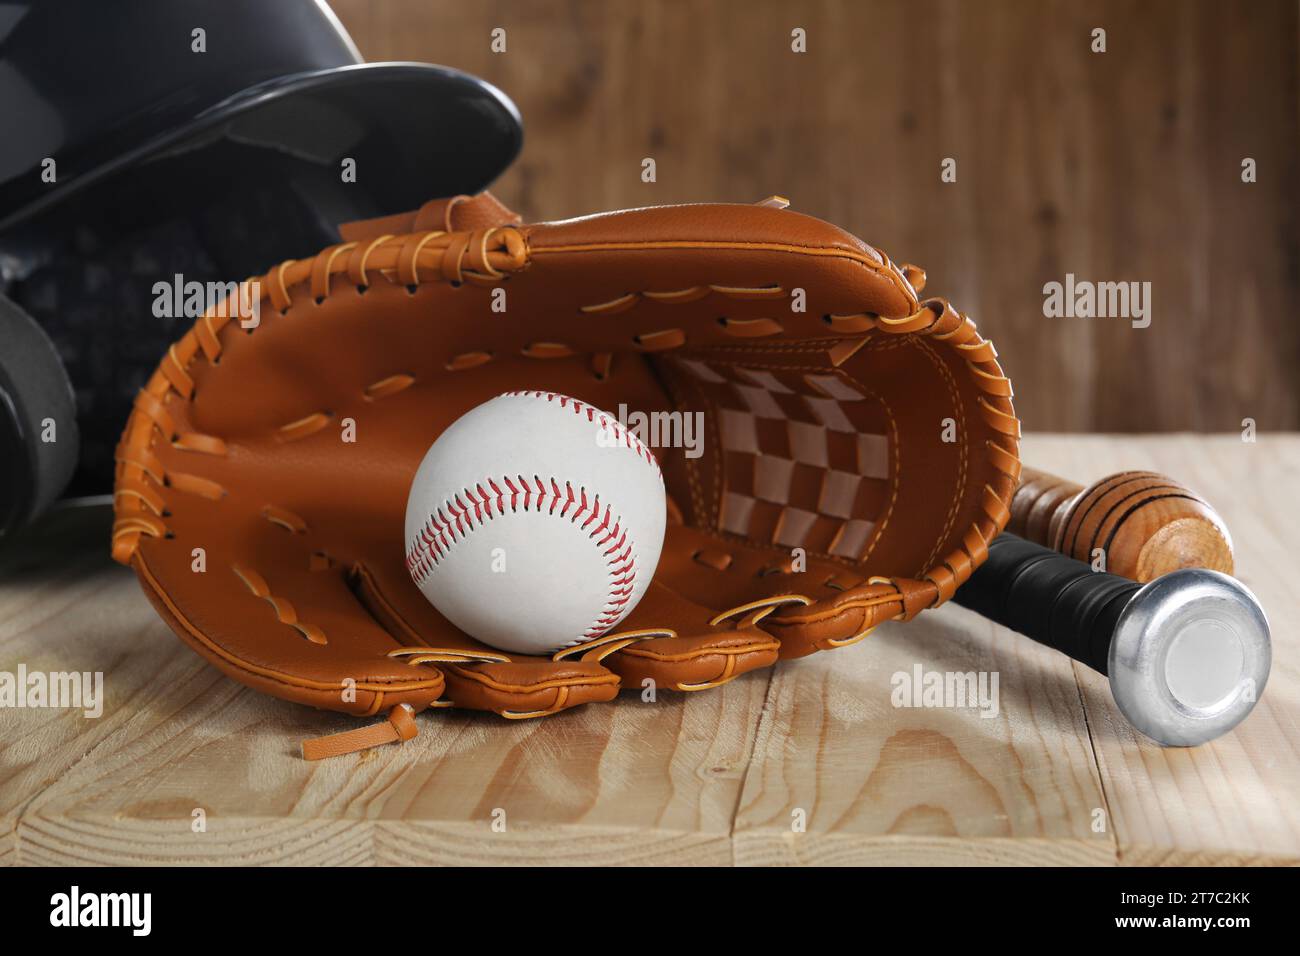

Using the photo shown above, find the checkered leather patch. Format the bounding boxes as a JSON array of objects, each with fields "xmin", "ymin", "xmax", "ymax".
[{"xmin": 677, "ymin": 358, "xmax": 891, "ymax": 560}]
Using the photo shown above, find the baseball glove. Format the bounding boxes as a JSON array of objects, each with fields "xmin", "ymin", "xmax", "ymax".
[{"xmin": 112, "ymin": 193, "xmax": 1021, "ymax": 759}]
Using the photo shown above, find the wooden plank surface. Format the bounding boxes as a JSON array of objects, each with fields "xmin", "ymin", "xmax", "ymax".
[
  {"xmin": 731, "ymin": 603, "xmax": 1116, "ymax": 866},
  {"xmin": 1, "ymin": 434, "xmax": 1296, "ymax": 865},
  {"xmin": 331, "ymin": 0, "xmax": 1300, "ymax": 433},
  {"xmin": 1022, "ymin": 435, "xmax": 1300, "ymax": 866}
]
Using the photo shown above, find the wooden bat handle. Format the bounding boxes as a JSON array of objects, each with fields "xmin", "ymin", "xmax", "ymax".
[{"xmin": 1009, "ymin": 467, "xmax": 1234, "ymax": 582}]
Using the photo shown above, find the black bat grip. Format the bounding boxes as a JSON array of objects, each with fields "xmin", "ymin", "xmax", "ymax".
[{"xmin": 954, "ymin": 534, "xmax": 1141, "ymax": 676}]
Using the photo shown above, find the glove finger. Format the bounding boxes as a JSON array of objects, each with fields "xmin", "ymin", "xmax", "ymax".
[
  {"xmin": 649, "ymin": 526, "xmax": 912, "ymax": 659},
  {"xmin": 599, "ymin": 578, "xmax": 781, "ymax": 691},
  {"xmin": 351, "ymin": 553, "xmax": 621, "ymax": 718}
]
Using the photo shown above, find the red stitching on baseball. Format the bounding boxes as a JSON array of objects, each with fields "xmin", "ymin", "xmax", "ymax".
[
  {"xmin": 407, "ymin": 476, "xmax": 638, "ymax": 640},
  {"xmin": 499, "ymin": 390, "xmax": 662, "ymax": 475}
]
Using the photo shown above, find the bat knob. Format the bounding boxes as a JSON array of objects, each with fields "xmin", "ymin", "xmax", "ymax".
[{"xmin": 1109, "ymin": 569, "xmax": 1271, "ymax": 747}]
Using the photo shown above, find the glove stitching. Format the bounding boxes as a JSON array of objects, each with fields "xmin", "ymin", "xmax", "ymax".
[
  {"xmin": 914, "ymin": 336, "xmax": 967, "ymax": 577},
  {"xmin": 112, "ymin": 227, "xmax": 528, "ymax": 562},
  {"xmin": 656, "ymin": 360, "xmax": 713, "ymax": 527}
]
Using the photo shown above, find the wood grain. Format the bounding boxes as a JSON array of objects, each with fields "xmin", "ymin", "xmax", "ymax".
[
  {"xmin": 731, "ymin": 604, "xmax": 1117, "ymax": 866},
  {"xmin": 0, "ymin": 435, "xmax": 1296, "ymax": 864},
  {"xmin": 329, "ymin": 0, "xmax": 1300, "ymax": 433}
]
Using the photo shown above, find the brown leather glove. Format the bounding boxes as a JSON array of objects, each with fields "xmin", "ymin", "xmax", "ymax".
[{"xmin": 111, "ymin": 193, "xmax": 1021, "ymax": 759}]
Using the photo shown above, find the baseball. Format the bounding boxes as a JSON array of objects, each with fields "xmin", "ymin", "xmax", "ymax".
[{"xmin": 404, "ymin": 391, "xmax": 666, "ymax": 656}]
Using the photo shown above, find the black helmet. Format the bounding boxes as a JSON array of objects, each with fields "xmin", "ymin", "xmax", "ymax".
[
  {"xmin": 0, "ymin": 0, "xmax": 523, "ymax": 538},
  {"xmin": 0, "ymin": 0, "xmax": 521, "ymax": 233}
]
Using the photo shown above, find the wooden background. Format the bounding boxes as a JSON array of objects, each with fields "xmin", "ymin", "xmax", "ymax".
[{"xmin": 332, "ymin": 0, "xmax": 1300, "ymax": 434}]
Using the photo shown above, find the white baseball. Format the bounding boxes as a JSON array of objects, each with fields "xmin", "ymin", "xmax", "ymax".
[{"xmin": 404, "ymin": 391, "xmax": 666, "ymax": 656}]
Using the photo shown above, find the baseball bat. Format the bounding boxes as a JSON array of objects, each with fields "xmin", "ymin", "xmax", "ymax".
[
  {"xmin": 954, "ymin": 533, "xmax": 1270, "ymax": 747},
  {"xmin": 1009, "ymin": 467, "xmax": 1234, "ymax": 582}
]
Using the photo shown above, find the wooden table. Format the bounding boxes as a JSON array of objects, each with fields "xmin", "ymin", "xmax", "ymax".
[{"xmin": 1, "ymin": 434, "xmax": 1296, "ymax": 866}]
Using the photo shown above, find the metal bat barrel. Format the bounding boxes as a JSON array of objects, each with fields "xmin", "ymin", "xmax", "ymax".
[{"xmin": 955, "ymin": 534, "xmax": 1271, "ymax": 747}]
